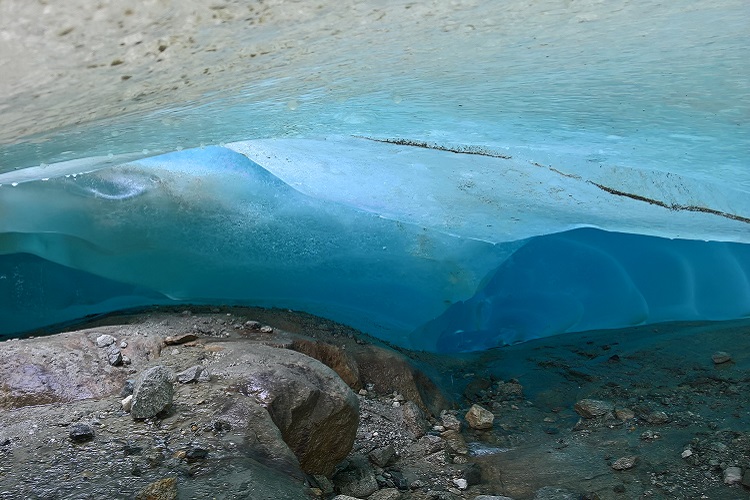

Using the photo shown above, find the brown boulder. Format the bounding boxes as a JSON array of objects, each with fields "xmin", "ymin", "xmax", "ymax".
[{"xmin": 222, "ymin": 345, "xmax": 359, "ymax": 476}]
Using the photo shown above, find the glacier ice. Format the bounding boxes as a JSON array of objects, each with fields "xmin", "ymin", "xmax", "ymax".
[
  {"xmin": 0, "ymin": 1, "xmax": 749, "ymax": 351},
  {"xmin": 1, "ymin": 138, "xmax": 748, "ymax": 351}
]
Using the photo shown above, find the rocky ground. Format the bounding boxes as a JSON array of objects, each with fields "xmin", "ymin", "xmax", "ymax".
[{"xmin": 1, "ymin": 307, "xmax": 750, "ymax": 500}]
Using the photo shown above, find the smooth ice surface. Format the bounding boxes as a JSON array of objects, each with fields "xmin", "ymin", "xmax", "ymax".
[{"xmin": 0, "ymin": 1, "xmax": 748, "ymax": 351}]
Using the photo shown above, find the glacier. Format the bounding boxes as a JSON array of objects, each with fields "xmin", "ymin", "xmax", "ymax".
[{"xmin": 0, "ymin": 1, "xmax": 749, "ymax": 352}]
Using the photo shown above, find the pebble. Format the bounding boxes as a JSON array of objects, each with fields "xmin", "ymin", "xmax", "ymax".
[
  {"xmin": 681, "ymin": 449, "xmax": 693, "ymax": 459},
  {"xmin": 120, "ymin": 340, "xmax": 128, "ymax": 349},
  {"xmin": 465, "ymin": 404, "xmax": 494, "ymax": 430},
  {"xmin": 453, "ymin": 478, "xmax": 468, "ymax": 490},
  {"xmin": 95, "ymin": 334, "xmax": 116, "ymax": 348},
  {"xmin": 611, "ymin": 456, "xmax": 638, "ymax": 470},
  {"xmin": 712, "ymin": 351, "xmax": 732, "ymax": 364},
  {"xmin": 121, "ymin": 395, "xmax": 133, "ymax": 412},
  {"xmin": 68, "ymin": 423, "xmax": 95, "ymax": 443},
  {"xmin": 107, "ymin": 348, "xmax": 123, "ymax": 366},
  {"xmin": 574, "ymin": 399, "xmax": 614, "ymax": 419},
  {"xmin": 724, "ymin": 466, "xmax": 742, "ymax": 485},
  {"xmin": 177, "ymin": 365, "xmax": 204, "ymax": 384}
]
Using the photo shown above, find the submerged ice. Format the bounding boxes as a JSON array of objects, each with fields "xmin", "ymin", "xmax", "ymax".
[{"xmin": 1, "ymin": 138, "xmax": 748, "ymax": 351}]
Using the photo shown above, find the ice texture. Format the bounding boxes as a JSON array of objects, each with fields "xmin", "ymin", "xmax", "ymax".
[
  {"xmin": 0, "ymin": 1, "xmax": 748, "ymax": 351},
  {"xmin": 1, "ymin": 139, "xmax": 748, "ymax": 350}
]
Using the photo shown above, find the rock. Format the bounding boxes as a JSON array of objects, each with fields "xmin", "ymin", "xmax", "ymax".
[
  {"xmin": 333, "ymin": 455, "xmax": 378, "ymax": 498},
  {"xmin": 313, "ymin": 475, "xmax": 335, "ymax": 495},
  {"xmin": 614, "ymin": 408, "xmax": 634, "ymax": 420},
  {"xmin": 230, "ymin": 345, "xmax": 359, "ymax": 476},
  {"xmin": 0, "ymin": 328, "xmax": 161, "ymax": 410},
  {"xmin": 441, "ymin": 412, "xmax": 462, "ymax": 431},
  {"xmin": 163, "ymin": 333, "xmax": 198, "ymax": 346},
  {"xmin": 370, "ymin": 488, "xmax": 402, "ymax": 500},
  {"xmin": 681, "ymin": 448, "xmax": 693, "ymax": 458},
  {"xmin": 130, "ymin": 366, "xmax": 174, "ymax": 420},
  {"xmin": 185, "ymin": 445, "xmax": 208, "ymax": 461},
  {"xmin": 176, "ymin": 365, "xmax": 204, "ymax": 383},
  {"xmin": 460, "ymin": 463, "xmax": 482, "ymax": 486},
  {"xmin": 742, "ymin": 469, "xmax": 750, "ymax": 488},
  {"xmin": 107, "ymin": 347, "xmax": 123, "ymax": 366},
  {"xmin": 135, "ymin": 477, "xmax": 177, "ymax": 500},
  {"xmin": 331, "ymin": 496, "xmax": 360, "ymax": 500},
  {"xmin": 402, "ymin": 400, "xmax": 429, "ymax": 438},
  {"xmin": 369, "ymin": 444, "xmax": 396, "ymax": 467},
  {"xmin": 611, "ymin": 456, "xmax": 638, "ymax": 470},
  {"xmin": 534, "ymin": 487, "xmax": 578, "ymax": 499},
  {"xmin": 474, "ymin": 496, "xmax": 515, "ymax": 500},
  {"xmin": 122, "ymin": 394, "xmax": 133, "ymax": 412},
  {"xmin": 120, "ymin": 340, "xmax": 128, "ymax": 348},
  {"xmin": 496, "ymin": 380, "xmax": 524, "ymax": 400},
  {"xmin": 290, "ymin": 338, "xmax": 361, "ymax": 389},
  {"xmin": 441, "ymin": 429, "xmax": 469, "ymax": 455},
  {"xmin": 413, "ymin": 434, "xmax": 446, "ymax": 456},
  {"xmin": 453, "ymin": 478, "xmax": 468, "ymax": 490},
  {"xmin": 465, "ymin": 404, "xmax": 494, "ymax": 430},
  {"xmin": 95, "ymin": 334, "xmax": 116, "ymax": 347},
  {"xmin": 573, "ymin": 399, "xmax": 614, "ymax": 419},
  {"xmin": 724, "ymin": 466, "xmax": 742, "ymax": 485},
  {"xmin": 213, "ymin": 398, "xmax": 303, "ymax": 479},
  {"xmin": 68, "ymin": 423, "xmax": 95, "ymax": 443},
  {"xmin": 645, "ymin": 410, "xmax": 670, "ymax": 424},
  {"xmin": 712, "ymin": 351, "xmax": 732, "ymax": 364}
]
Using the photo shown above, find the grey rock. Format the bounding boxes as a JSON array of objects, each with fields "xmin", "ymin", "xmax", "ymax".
[
  {"xmin": 611, "ymin": 456, "xmax": 638, "ymax": 470},
  {"xmin": 474, "ymin": 496, "xmax": 515, "ymax": 500},
  {"xmin": 369, "ymin": 444, "xmax": 396, "ymax": 467},
  {"xmin": 107, "ymin": 347, "xmax": 123, "ymax": 366},
  {"xmin": 712, "ymin": 351, "xmax": 732, "ymax": 364},
  {"xmin": 214, "ymin": 398, "xmax": 303, "ymax": 479},
  {"xmin": 331, "ymin": 496, "xmax": 360, "ymax": 500},
  {"xmin": 573, "ymin": 399, "xmax": 614, "ymax": 419},
  {"xmin": 95, "ymin": 334, "xmax": 116, "ymax": 348},
  {"xmin": 465, "ymin": 404, "xmax": 494, "ymax": 430},
  {"xmin": 402, "ymin": 400, "xmax": 429, "ymax": 438},
  {"xmin": 176, "ymin": 365, "xmax": 204, "ymax": 383},
  {"xmin": 333, "ymin": 455, "xmax": 378, "ymax": 498},
  {"xmin": 440, "ymin": 412, "xmax": 461, "ymax": 431},
  {"xmin": 441, "ymin": 429, "xmax": 468, "ymax": 455},
  {"xmin": 741, "ymin": 469, "xmax": 750, "ymax": 487},
  {"xmin": 313, "ymin": 475, "xmax": 335, "ymax": 495},
  {"xmin": 69, "ymin": 423, "xmax": 95, "ymax": 443},
  {"xmin": 724, "ymin": 466, "xmax": 742, "ymax": 485},
  {"xmin": 130, "ymin": 366, "xmax": 174, "ymax": 419}
]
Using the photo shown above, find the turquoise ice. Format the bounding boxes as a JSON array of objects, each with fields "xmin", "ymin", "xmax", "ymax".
[{"xmin": 0, "ymin": 1, "xmax": 748, "ymax": 351}]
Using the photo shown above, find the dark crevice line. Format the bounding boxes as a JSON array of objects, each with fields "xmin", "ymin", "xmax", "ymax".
[
  {"xmin": 531, "ymin": 161, "xmax": 582, "ymax": 180},
  {"xmin": 589, "ymin": 182, "xmax": 750, "ymax": 224},
  {"xmin": 355, "ymin": 136, "xmax": 512, "ymax": 159}
]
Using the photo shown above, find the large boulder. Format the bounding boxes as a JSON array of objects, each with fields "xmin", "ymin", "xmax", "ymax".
[
  {"xmin": 222, "ymin": 345, "xmax": 359, "ymax": 476},
  {"xmin": 0, "ymin": 327, "xmax": 161, "ymax": 409},
  {"xmin": 213, "ymin": 397, "xmax": 304, "ymax": 480}
]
